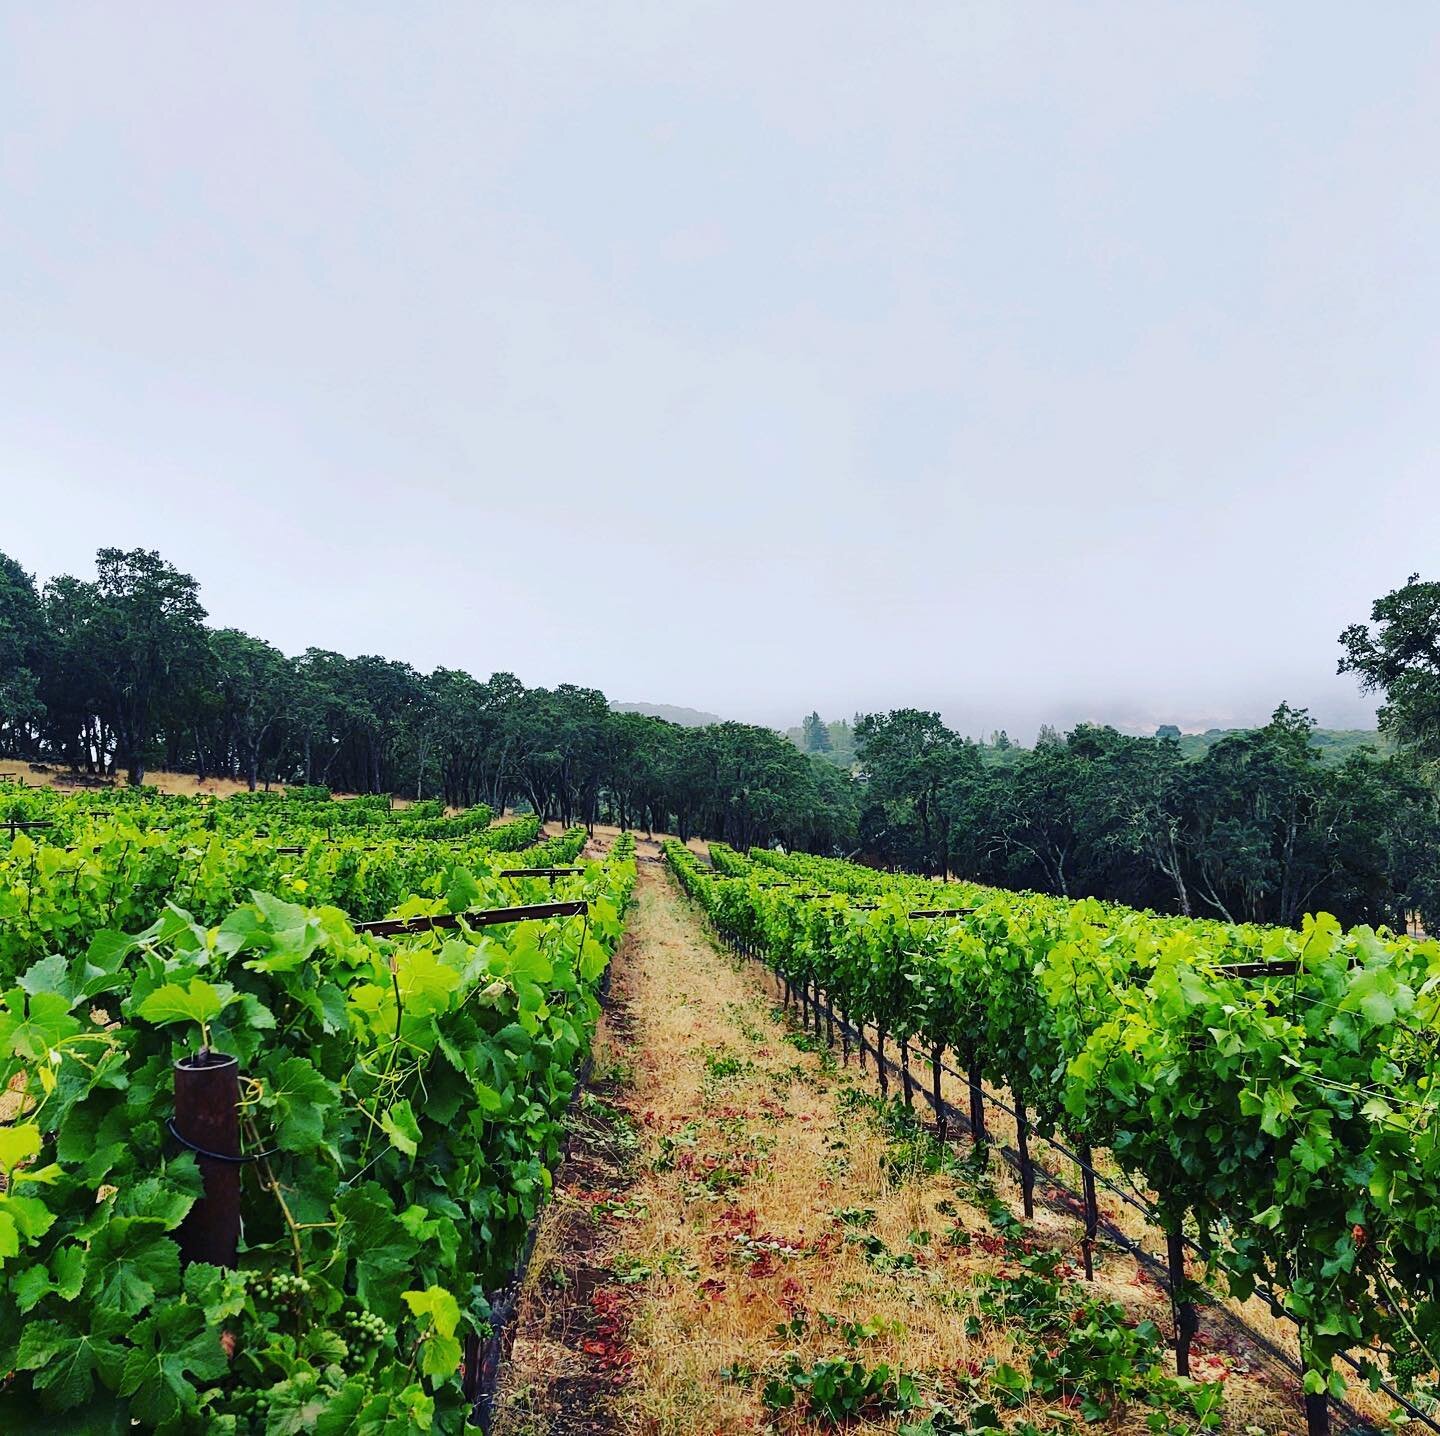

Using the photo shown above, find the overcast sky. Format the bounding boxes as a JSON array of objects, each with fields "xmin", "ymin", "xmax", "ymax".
[{"xmin": 3, "ymin": 5, "xmax": 1437, "ymax": 741}]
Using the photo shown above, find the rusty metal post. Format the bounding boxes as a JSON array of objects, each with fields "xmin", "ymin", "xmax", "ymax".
[
  {"xmin": 173, "ymin": 1052, "xmax": 242, "ymax": 1268},
  {"xmin": 463, "ymin": 1331, "xmax": 481, "ymax": 1409}
]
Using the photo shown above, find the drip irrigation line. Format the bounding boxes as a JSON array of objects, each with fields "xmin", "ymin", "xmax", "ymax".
[{"xmin": 166, "ymin": 1118, "xmax": 278, "ymax": 1165}]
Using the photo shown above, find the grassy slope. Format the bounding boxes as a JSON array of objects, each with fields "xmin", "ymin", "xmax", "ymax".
[{"xmin": 0, "ymin": 759, "xmax": 416, "ymax": 804}]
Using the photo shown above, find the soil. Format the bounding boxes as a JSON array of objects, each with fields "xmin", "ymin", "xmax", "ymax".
[{"xmin": 494, "ymin": 861, "xmax": 1320, "ymax": 1436}]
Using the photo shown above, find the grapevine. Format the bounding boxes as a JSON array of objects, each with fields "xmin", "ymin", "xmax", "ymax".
[
  {"xmin": 0, "ymin": 788, "xmax": 635, "ymax": 1431},
  {"xmin": 665, "ymin": 839, "xmax": 1440, "ymax": 1417}
]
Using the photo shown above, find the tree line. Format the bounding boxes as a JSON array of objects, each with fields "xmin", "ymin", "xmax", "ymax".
[
  {"xmin": 850, "ymin": 702, "xmax": 1440, "ymax": 931},
  {"xmin": 3, "ymin": 547, "xmax": 1436, "ymax": 929},
  {"xmin": 846, "ymin": 573, "xmax": 1440, "ymax": 931},
  {"xmin": 0, "ymin": 547, "xmax": 853, "ymax": 850}
]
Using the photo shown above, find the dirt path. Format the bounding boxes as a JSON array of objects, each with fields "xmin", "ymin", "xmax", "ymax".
[{"xmin": 496, "ymin": 866, "xmax": 1292, "ymax": 1436}]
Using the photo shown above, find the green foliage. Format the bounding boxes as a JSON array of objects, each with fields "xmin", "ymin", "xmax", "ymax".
[
  {"xmin": 0, "ymin": 788, "xmax": 636, "ymax": 1429},
  {"xmin": 1168, "ymin": 725, "xmax": 1390, "ymax": 764},
  {"xmin": 852, "ymin": 703, "xmax": 1440, "ymax": 930},
  {"xmin": 666, "ymin": 839, "xmax": 1440, "ymax": 1403},
  {"xmin": 762, "ymin": 1353, "xmax": 918, "ymax": 1424},
  {"xmin": 0, "ymin": 788, "xmax": 581, "ymax": 985},
  {"xmin": 1340, "ymin": 573, "xmax": 1440, "ymax": 761},
  {"xmin": 2, "ymin": 544, "xmax": 868, "ymax": 839},
  {"xmin": 801, "ymin": 710, "xmax": 833, "ymax": 753},
  {"xmin": 0, "ymin": 553, "xmax": 47, "ymax": 749}
]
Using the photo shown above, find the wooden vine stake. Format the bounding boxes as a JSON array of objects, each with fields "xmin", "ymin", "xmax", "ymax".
[
  {"xmin": 967, "ymin": 1049, "xmax": 986, "ymax": 1151},
  {"xmin": 1014, "ymin": 1093, "xmax": 1036, "ymax": 1218},
  {"xmin": 173, "ymin": 1051, "xmax": 242, "ymax": 1268},
  {"xmin": 1165, "ymin": 1226, "xmax": 1198, "ymax": 1377},
  {"xmin": 1078, "ymin": 1142, "xmax": 1099, "ymax": 1281},
  {"xmin": 931, "ymin": 1047, "xmax": 947, "ymax": 1144},
  {"xmin": 899, "ymin": 1039, "xmax": 915, "ymax": 1108}
]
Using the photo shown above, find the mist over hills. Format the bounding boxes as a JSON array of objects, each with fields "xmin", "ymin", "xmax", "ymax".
[
  {"xmin": 615, "ymin": 693, "xmax": 1383, "ymax": 764},
  {"xmin": 610, "ymin": 701, "xmax": 722, "ymax": 728}
]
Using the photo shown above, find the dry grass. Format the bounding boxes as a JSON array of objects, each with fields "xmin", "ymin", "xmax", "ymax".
[
  {"xmin": 0, "ymin": 758, "xmax": 261, "ymax": 798},
  {"xmin": 499, "ymin": 868, "xmax": 1311, "ymax": 1436},
  {"xmin": 835, "ymin": 1026, "xmax": 1399, "ymax": 1434},
  {"xmin": 0, "ymin": 758, "xmax": 429, "ymax": 804}
]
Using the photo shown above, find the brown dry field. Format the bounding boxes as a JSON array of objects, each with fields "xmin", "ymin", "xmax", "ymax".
[
  {"xmin": 0, "ymin": 758, "xmax": 429, "ymax": 805},
  {"xmin": 495, "ymin": 861, "xmax": 1332, "ymax": 1436}
]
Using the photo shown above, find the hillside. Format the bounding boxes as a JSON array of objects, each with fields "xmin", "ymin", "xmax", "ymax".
[{"xmin": 610, "ymin": 701, "xmax": 721, "ymax": 728}]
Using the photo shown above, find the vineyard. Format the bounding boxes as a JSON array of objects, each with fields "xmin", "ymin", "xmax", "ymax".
[
  {"xmin": 662, "ymin": 841, "xmax": 1440, "ymax": 1435},
  {"xmin": 3, "ymin": 776, "xmax": 1438, "ymax": 1435},
  {"xmin": 5, "ymin": 4, "xmax": 1438, "ymax": 1427},
  {"xmin": 0, "ymin": 783, "xmax": 636, "ymax": 1430}
]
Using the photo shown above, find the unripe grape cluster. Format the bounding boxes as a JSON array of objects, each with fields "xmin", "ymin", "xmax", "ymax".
[
  {"xmin": 346, "ymin": 1310, "xmax": 388, "ymax": 1347},
  {"xmin": 1392, "ymin": 1349, "xmax": 1434, "ymax": 1393},
  {"xmin": 246, "ymin": 1270, "xmax": 312, "ymax": 1305}
]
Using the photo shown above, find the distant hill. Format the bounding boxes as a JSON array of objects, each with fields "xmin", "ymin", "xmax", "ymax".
[{"xmin": 611, "ymin": 701, "xmax": 722, "ymax": 728}]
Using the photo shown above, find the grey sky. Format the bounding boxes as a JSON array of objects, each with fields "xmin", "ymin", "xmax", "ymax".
[{"xmin": 3, "ymin": 4, "xmax": 1437, "ymax": 741}]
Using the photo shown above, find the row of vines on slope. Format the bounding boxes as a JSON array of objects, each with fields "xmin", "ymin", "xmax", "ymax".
[
  {"xmin": 0, "ymin": 787, "xmax": 635, "ymax": 1432},
  {"xmin": 0, "ymin": 790, "xmax": 561, "ymax": 979},
  {"xmin": 664, "ymin": 840, "xmax": 1440, "ymax": 1431}
]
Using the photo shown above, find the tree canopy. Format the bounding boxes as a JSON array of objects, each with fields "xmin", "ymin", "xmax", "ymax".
[
  {"xmin": 0, "ymin": 547, "xmax": 849, "ymax": 852},
  {"xmin": 851, "ymin": 703, "xmax": 1440, "ymax": 931},
  {"xmin": 1339, "ymin": 572, "xmax": 1440, "ymax": 760}
]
